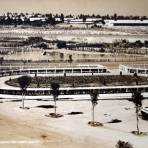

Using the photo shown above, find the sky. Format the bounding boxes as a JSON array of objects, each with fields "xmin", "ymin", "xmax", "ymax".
[{"xmin": 0, "ymin": 0, "xmax": 147, "ymax": 16}]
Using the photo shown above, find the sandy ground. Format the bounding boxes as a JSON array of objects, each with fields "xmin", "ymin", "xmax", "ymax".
[{"xmin": 0, "ymin": 98, "xmax": 148, "ymax": 148}]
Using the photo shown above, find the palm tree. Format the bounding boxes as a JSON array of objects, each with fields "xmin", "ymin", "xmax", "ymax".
[
  {"xmin": 18, "ymin": 76, "xmax": 31, "ymax": 109},
  {"xmin": 91, "ymin": 90, "xmax": 98, "ymax": 123},
  {"xmin": 132, "ymin": 91, "xmax": 144, "ymax": 135},
  {"xmin": 50, "ymin": 82, "xmax": 60, "ymax": 116},
  {"xmin": 88, "ymin": 90, "xmax": 103, "ymax": 126}
]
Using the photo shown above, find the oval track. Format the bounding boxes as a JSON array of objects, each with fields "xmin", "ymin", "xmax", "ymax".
[{"xmin": 0, "ymin": 66, "xmax": 148, "ymax": 100}]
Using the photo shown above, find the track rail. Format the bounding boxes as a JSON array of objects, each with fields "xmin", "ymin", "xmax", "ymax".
[{"xmin": 0, "ymin": 67, "xmax": 148, "ymax": 99}]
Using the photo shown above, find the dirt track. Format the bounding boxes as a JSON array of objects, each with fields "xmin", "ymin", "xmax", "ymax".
[{"xmin": 0, "ymin": 113, "xmax": 94, "ymax": 148}]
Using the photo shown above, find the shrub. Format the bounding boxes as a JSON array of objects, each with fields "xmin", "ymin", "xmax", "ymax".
[{"xmin": 116, "ymin": 140, "xmax": 133, "ymax": 148}]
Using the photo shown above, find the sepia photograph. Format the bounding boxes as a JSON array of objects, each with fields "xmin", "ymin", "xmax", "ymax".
[{"xmin": 0, "ymin": 0, "xmax": 148, "ymax": 148}]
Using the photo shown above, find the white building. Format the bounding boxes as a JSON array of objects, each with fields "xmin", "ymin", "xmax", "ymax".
[
  {"xmin": 119, "ymin": 64, "xmax": 148, "ymax": 74},
  {"xmin": 105, "ymin": 19, "xmax": 148, "ymax": 26},
  {"xmin": 64, "ymin": 18, "xmax": 102, "ymax": 24},
  {"xmin": 29, "ymin": 17, "xmax": 46, "ymax": 22}
]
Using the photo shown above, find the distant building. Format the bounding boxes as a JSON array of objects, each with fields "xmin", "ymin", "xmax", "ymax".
[
  {"xmin": 29, "ymin": 17, "xmax": 46, "ymax": 22},
  {"xmin": 64, "ymin": 18, "xmax": 102, "ymax": 24},
  {"xmin": 66, "ymin": 19, "xmax": 84, "ymax": 24},
  {"xmin": 105, "ymin": 20, "xmax": 148, "ymax": 26},
  {"xmin": 64, "ymin": 17, "xmax": 75, "ymax": 23},
  {"xmin": 55, "ymin": 17, "xmax": 61, "ymax": 22}
]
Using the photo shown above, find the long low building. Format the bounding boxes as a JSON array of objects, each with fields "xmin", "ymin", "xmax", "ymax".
[
  {"xmin": 64, "ymin": 18, "xmax": 102, "ymax": 24},
  {"xmin": 29, "ymin": 17, "xmax": 46, "ymax": 22},
  {"xmin": 0, "ymin": 65, "xmax": 110, "ymax": 76},
  {"xmin": 105, "ymin": 19, "xmax": 148, "ymax": 26},
  {"xmin": 119, "ymin": 64, "xmax": 148, "ymax": 74}
]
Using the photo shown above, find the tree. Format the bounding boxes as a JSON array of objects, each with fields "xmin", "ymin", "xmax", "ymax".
[
  {"xmin": 50, "ymin": 82, "xmax": 62, "ymax": 117},
  {"xmin": 60, "ymin": 13, "xmax": 64, "ymax": 23},
  {"xmin": 91, "ymin": 90, "xmax": 98, "ymax": 123},
  {"xmin": 133, "ymin": 72, "xmax": 138, "ymax": 85},
  {"xmin": 38, "ymin": 43, "xmax": 48, "ymax": 49},
  {"xmin": 134, "ymin": 40, "xmax": 143, "ymax": 48},
  {"xmin": 82, "ymin": 15, "xmax": 86, "ymax": 23},
  {"xmin": 144, "ymin": 40, "xmax": 148, "ymax": 47},
  {"xmin": 131, "ymin": 91, "xmax": 144, "ymax": 135},
  {"xmin": 50, "ymin": 17, "xmax": 56, "ymax": 26},
  {"xmin": 120, "ymin": 71, "xmax": 122, "ymax": 76},
  {"xmin": 57, "ymin": 41, "xmax": 66, "ymax": 49},
  {"xmin": 88, "ymin": 90, "xmax": 103, "ymax": 126},
  {"xmin": 113, "ymin": 13, "xmax": 118, "ymax": 21},
  {"xmin": 68, "ymin": 54, "xmax": 73, "ymax": 66},
  {"xmin": 60, "ymin": 53, "xmax": 64, "ymax": 61},
  {"xmin": 46, "ymin": 13, "xmax": 53, "ymax": 24},
  {"xmin": 18, "ymin": 76, "xmax": 31, "ymax": 109},
  {"xmin": 0, "ymin": 57, "xmax": 4, "ymax": 65}
]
